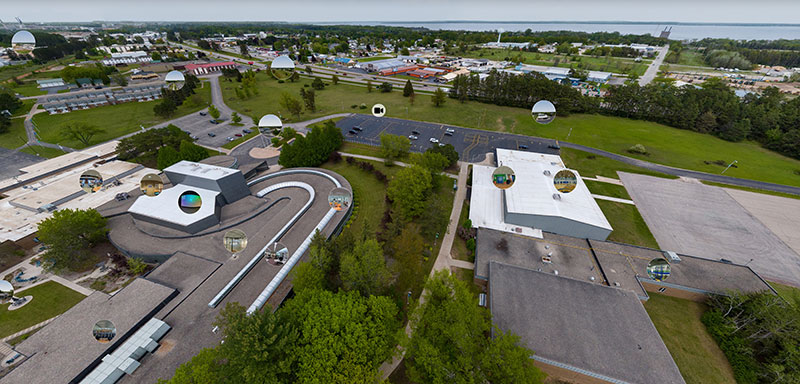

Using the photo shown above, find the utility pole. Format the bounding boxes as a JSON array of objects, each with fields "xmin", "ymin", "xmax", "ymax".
[{"xmin": 721, "ymin": 160, "xmax": 738, "ymax": 174}]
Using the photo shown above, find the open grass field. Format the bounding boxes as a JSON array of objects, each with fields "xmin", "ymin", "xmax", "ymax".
[
  {"xmin": 596, "ymin": 199, "xmax": 659, "ymax": 249},
  {"xmin": 19, "ymin": 145, "xmax": 67, "ymax": 158},
  {"xmin": 32, "ymin": 82, "xmax": 212, "ymax": 149},
  {"xmin": 583, "ymin": 179, "xmax": 631, "ymax": 200},
  {"xmin": 8, "ymin": 81, "xmax": 48, "ymax": 97},
  {"xmin": 227, "ymin": 74, "xmax": 800, "ymax": 187},
  {"xmin": 0, "ymin": 118, "xmax": 28, "ymax": 149},
  {"xmin": 0, "ymin": 280, "xmax": 86, "ymax": 338},
  {"xmin": 770, "ymin": 281, "xmax": 800, "ymax": 308},
  {"xmin": 340, "ymin": 142, "xmax": 388, "ymax": 158},
  {"xmin": 561, "ymin": 147, "xmax": 677, "ymax": 180},
  {"xmin": 321, "ymin": 159, "xmax": 399, "ymax": 234},
  {"xmin": 644, "ymin": 293, "xmax": 737, "ymax": 384},
  {"xmin": 355, "ymin": 56, "xmax": 394, "ymax": 63},
  {"xmin": 13, "ymin": 99, "xmax": 36, "ymax": 117},
  {"xmin": 467, "ymin": 48, "xmax": 651, "ymax": 76}
]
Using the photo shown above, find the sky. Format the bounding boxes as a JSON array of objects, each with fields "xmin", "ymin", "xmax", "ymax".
[{"xmin": 2, "ymin": 0, "xmax": 800, "ymax": 24}]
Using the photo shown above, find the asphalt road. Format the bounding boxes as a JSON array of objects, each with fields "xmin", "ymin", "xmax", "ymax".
[
  {"xmin": 337, "ymin": 114, "xmax": 800, "ymax": 195},
  {"xmin": 639, "ymin": 44, "xmax": 669, "ymax": 86}
]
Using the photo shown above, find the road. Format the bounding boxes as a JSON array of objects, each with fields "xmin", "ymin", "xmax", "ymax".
[
  {"xmin": 639, "ymin": 44, "xmax": 669, "ymax": 86},
  {"xmin": 337, "ymin": 114, "xmax": 800, "ymax": 195}
]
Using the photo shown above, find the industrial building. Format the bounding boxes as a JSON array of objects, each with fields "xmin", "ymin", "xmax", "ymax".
[
  {"xmin": 470, "ymin": 149, "xmax": 612, "ymax": 241},
  {"xmin": 102, "ymin": 51, "xmax": 153, "ymax": 66},
  {"xmin": 183, "ymin": 61, "xmax": 236, "ymax": 75},
  {"xmin": 41, "ymin": 85, "xmax": 165, "ymax": 114}
]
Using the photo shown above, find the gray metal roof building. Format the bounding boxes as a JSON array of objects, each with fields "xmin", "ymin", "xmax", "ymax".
[{"xmin": 489, "ymin": 261, "xmax": 686, "ymax": 384}]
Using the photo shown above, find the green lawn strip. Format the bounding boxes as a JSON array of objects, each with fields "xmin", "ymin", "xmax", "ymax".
[
  {"xmin": 0, "ymin": 280, "xmax": 86, "ymax": 338},
  {"xmin": 353, "ymin": 56, "xmax": 395, "ymax": 63},
  {"xmin": 561, "ymin": 147, "xmax": 677, "ymax": 180},
  {"xmin": 451, "ymin": 199, "xmax": 473, "ymax": 263},
  {"xmin": 19, "ymin": 145, "xmax": 67, "ymax": 158},
  {"xmin": 583, "ymin": 179, "xmax": 631, "ymax": 200},
  {"xmin": 0, "ymin": 118, "xmax": 29, "ymax": 149},
  {"xmin": 228, "ymin": 73, "xmax": 800, "ymax": 187},
  {"xmin": 596, "ymin": 199, "xmax": 659, "ymax": 249},
  {"xmin": 768, "ymin": 281, "xmax": 800, "ymax": 308},
  {"xmin": 321, "ymin": 160, "xmax": 397, "ymax": 234},
  {"xmin": 221, "ymin": 129, "xmax": 259, "ymax": 149},
  {"xmin": 340, "ymin": 142, "xmax": 387, "ymax": 158},
  {"xmin": 32, "ymin": 82, "xmax": 212, "ymax": 149},
  {"xmin": 644, "ymin": 293, "xmax": 737, "ymax": 384},
  {"xmin": 701, "ymin": 181, "xmax": 800, "ymax": 200}
]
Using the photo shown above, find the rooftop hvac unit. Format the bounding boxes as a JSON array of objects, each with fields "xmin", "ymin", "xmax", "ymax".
[
  {"xmin": 478, "ymin": 293, "xmax": 487, "ymax": 307},
  {"xmin": 664, "ymin": 251, "xmax": 681, "ymax": 263},
  {"xmin": 552, "ymin": 193, "xmax": 561, "ymax": 200},
  {"xmin": 543, "ymin": 170, "xmax": 551, "ymax": 176}
]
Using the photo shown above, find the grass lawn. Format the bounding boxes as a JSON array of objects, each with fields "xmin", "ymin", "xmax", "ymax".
[
  {"xmin": 229, "ymin": 74, "xmax": 800, "ymax": 187},
  {"xmin": 19, "ymin": 145, "xmax": 67, "ymax": 158},
  {"xmin": 644, "ymin": 293, "xmax": 737, "ymax": 384},
  {"xmin": 561, "ymin": 147, "xmax": 677, "ymax": 180},
  {"xmin": 701, "ymin": 181, "xmax": 800, "ymax": 200},
  {"xmin": 0, "ymin": 118, "xmax": 28, "ymax": 149},
  {"xmin": 0, "ymin": 280, "xmax": 86, "ymax": 338},
  {"xmin": 12, "ymin": 99, "xmax": 36, "ymax": 117},
  {"xmin": 583, "ymin": 179, "xmax": 631, "ymax": 200},
  {"xmin": 321, "ymin": 160, "xmax": 397, "ymax": 234},
  {"xmin": 32, "ymin": 82, "xmax": 212, "ymax": 149},
  {"xmin": 769, "ymin": 281, "xmax": 800, "ymax": 308},
  {"xmin": 8, "ymin": 81, "xmax": 48, "ymax": 97},
  {"xmin": 675, "ymin": 50, "xmax": 708, "ymax": 67},
  {"xmin": 355, "ymin": 56, "xmax": 394, "ymax": 63},
  {"xmin": 451, "ymin": 199, "xmax": 473, "ymax": 262},
  {"xmin": 596, "ymin": 199, "xmax": 659, "ymax": 249},
  {"xmin": 340, "ymin": 142, "xmax": 387, "ymax": 158},
  {"xmin": 467, "ymin": 48, "xmax": 650, "ymax": 76}
]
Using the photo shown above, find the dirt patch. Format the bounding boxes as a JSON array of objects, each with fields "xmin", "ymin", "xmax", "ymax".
[
  {"xmin": 155, "ymin": 338, "xmax": 176, "ymax": 356},
  {"xmin": 495, "ymin": 117, "xmax": 506, "ymax": 132}
]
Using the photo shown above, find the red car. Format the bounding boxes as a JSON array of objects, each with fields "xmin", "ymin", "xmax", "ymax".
[{"xmin": 235, "ymin": 133, "xmax": 243, "ymax": 137}]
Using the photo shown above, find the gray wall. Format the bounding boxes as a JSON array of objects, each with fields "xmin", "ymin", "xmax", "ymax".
[
  {"xmin": 503, "ymin": 195, "xmax": 610, "ymax": 241},
  {"xmin": 164, "ymin": 170, "xmax": 249, "ymax": 204}
]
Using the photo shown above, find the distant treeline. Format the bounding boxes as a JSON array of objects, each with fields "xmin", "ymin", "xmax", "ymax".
[
  {"xmin": 450, "ymin": 71, "xmax": 800, "ymax": 160},
  {"xmin": 690, "ymin": 38, "xmax": 800, "ymax": 68}
]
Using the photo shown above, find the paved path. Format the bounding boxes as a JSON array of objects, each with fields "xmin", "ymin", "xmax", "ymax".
[
  {"xmin": 339, "ymin": 153, "xmax": 458, "ymax": 179},
  {"xmin": 49, "ymin": 275, "xmax": 94, "ymax": 296},
  {"xmin": 0, "ymin": 316, "xmax": 58, "ymax": 343},
  {"xmin": 639, "ymin": 44, "xmax": 669, "ymax": 86},
  {"xmin": 583, "ymin": 176, "xmax": 623, "ymax": 186},
  {"xmin": 591, "ymin": 194, "xmax": 635, "ymax": 205},
  {"xmin": 379, "ymin": 161, "xmax": 469, "ymax": 379},
  {"xmin": 450, "ymin": 259, "xmax": 475, "ymax": 269}
]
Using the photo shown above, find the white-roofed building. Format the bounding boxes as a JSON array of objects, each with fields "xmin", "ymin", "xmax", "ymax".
[
  {"xmin": 587, "ymin": 71, "xmax": 612, "ymax": 83},
  {"xmin": 469, "ymin": 149, "xmax": 612, "ymax": 240}
]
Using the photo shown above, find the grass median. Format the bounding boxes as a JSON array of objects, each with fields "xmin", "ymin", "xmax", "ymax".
[{"xmin": 596, "ymin": 199, "xmax": 659, "ymax": 249}]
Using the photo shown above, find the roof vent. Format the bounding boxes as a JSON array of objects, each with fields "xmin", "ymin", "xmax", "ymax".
[
  {"xmin": 590, "ymin": 276, "xmax": 596, "ymax": 281},
  {"xmin": 614, "ymin": 282, "xmax": 620, "ymax": 287},
  {"xmin": 552, "ymin": 193, "xmax": 561, "ymax": 200},
  {"xmin": 543, "ymin": 170, "xmax": 551, "ymax": 176},
  {"xmin": 553, "ymin": 270, "xmax": 559, "ymax": 275}
]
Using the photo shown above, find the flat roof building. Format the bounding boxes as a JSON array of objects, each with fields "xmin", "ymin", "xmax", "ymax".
[
  {"xmin": 470, "ymin": 149, "xmax": 612, "ymax": 240},
  {"xmin": 184, "ymin": 61, "xmax": 236, "ymax": 75},
  {"xmin": 490, "ymin": 261, "xmax": 686, "ymax": 384}
]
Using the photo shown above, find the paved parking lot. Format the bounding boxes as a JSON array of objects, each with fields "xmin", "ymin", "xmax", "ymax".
[
  {"xmin": 157, "ymin": 110, "xmax": 251, "ymax": 148},
  {"xmin": 336, "ymin": 115, "xmax": 559, "ymax": 162},
  {"xmin": 620, "ymin": 172, "xmax": 800, "ymax": 286},
  {"xmin": 0, "ymin": 147, "xmax": 43, "ymax": 180}
]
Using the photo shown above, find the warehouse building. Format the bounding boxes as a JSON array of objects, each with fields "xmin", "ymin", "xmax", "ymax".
[
  {"xmin": 184, "ymin": 61, "xmax": 236, "ymax": 75},
  {"xmin": 470, "ymin": 149, "xmax": 612, "ymax": 241}
]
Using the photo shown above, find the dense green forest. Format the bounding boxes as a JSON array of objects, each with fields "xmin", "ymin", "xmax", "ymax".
[
  {"xmin": 450, "ymin": 71, "xmax": 800, "ymax": 159},
  {"xmin": 689, "ymin": 38, "xmax": 800, "ymax": 68}
]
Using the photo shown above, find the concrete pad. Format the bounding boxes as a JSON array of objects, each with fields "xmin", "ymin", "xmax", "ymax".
[
  {"xmin": 249, "ymin": 146, "xmax": 280, "ymax": 159},
  {"xmin": 725, "ymin": 188, "xmax": 800, "ymax": 260},
  {"xmin": 620, "ymin": 172, "xmax": 800, "ymax": 286}
]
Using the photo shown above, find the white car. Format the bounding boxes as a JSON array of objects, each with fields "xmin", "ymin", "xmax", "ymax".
[
  {"xmin": 445, "ymin": 128, "xmax": 455, "ymax": 134},
  {"xmin": 429, "ymin": 138, "xmax": 439, "ymax": 144},
  {"xmin": 408, "ymin": 135, "xmax": 419, "ymax": 140},
  {"xmin": 226, "ymin": 136, "xmax": 235, "ymax": 142}
]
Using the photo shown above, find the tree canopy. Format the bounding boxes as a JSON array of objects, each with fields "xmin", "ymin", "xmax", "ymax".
[
  {"xmin": 405, "ymin": 271, "xmax": 546, "ymax": 384},
  {"xmin": 387, "ymin": 165, "xmax": 432, "ymax": 219},
  {"xmin": 340, "ymin": 238, "xmax": 391, "ymax": 297},
  {"xmin": 278, "ymin": 120, "xmax": 343, "ymax": 167},
  {"xmin": 379, "ymin": 133, "xmax": 410, "ymax": 165},
  {"xmin": 38, "ymin": 209, "xmax": 108, "ymax": 272}
]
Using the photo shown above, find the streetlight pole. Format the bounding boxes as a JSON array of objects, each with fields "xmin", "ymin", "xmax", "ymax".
[{"xmin": 722, "ymin": 160, "xmax": 738, "ymax": 174}]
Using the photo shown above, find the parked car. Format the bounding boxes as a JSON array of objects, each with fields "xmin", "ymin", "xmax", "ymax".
[
  {"xmin": 226, "ymin": 137, "xmax": 235, "ymax": 142},
  {"xmin": 348, "ymin": 130, "xmax": 357, "ymax": 135},
  {"xmin": 208, "ymin": 132, "xmax": 216, "ymax": 137},
  {"xmin": 548, "ymin": 140, "xmax": 560, "ymax": 150},
  {"xmin": 190, "ymin": 135, "xmax": 199, "ymax": 140},
  {"xmin": 412, "ymin": 130, "xmax": 420, "ymax": 135},
  {"xmin": 235, "ymin": 133, "xmax": 243, "ymax": 137},
  {"xmin": 445, "ymin": 128, "xmax": 455, "ymax": 134},
  {"xmin": 429, "ymin": 137, "xmax": 439, "ymax": 144},
  {"xmin": 444, "ymin": 131, "xmax": 454, "ymax": 136},
  {"xmin": 210, "ymin": 119, "xmax": 220, "ymax": 124},
  {"xmin": 353, "ymin": 126, "xmax": 363, "ymax": 131},
  {"xmin": 242, "ymin": 128, "xmax": 252, "ymax": 134},
  {"xmin": 199, "ymin": 111, "xmax": 207, "ymax": 116},
  {"xmin": 438, "ymin": 142, "xmax": 445, "ymax": 147},
  {"xmin": 518, "ymin": 144, "xmax": 529, "ymax": 150},
  {"xmin": 408, "ymin": 135, "xmax": 419, "ymax": 140}
]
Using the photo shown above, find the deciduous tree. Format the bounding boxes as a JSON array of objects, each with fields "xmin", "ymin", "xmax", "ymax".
[
  {"xmin": 38, "ymin": 209, "xmax": 108, "ymax": 272},
  {"xmin": 61, "ymin": 122, "xmax": 106, "ymax": 146},
  {"xmin": 387, "ymin": 165, "xmax": 432, "ymax": 219},
  {"xmin": 340, "ymin": 238, "xmax": 390, "ymax": 297}
]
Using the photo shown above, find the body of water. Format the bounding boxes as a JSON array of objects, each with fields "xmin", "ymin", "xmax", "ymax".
[{"xmin": 318, "ymin": 22, "xmax": 800, "ymax": 41}]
